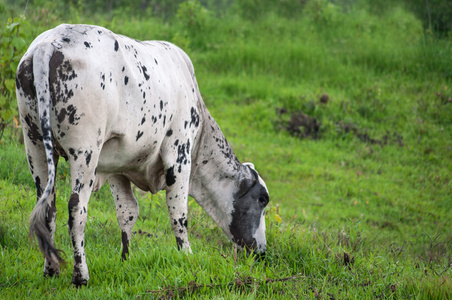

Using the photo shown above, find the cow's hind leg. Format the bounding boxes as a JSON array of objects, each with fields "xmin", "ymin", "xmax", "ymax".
[
  {"xmin": 23, "ymin": 136, "xmax": 61, "ymax": 277},
  {"xmin": 42, "ymin": 155, "xmax": 60, "ymax": 277},
  {"xmin": 67, "ymin": 151, "xmax": 98, "ymax": 287},
  {"xmin": 109, "ymin": 175, "xmax": 139, "ymax": 260}
]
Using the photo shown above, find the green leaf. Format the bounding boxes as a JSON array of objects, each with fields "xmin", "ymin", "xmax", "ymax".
[
  {"xmin": 3, "ymin": 47, "xmax": 14, "ymax": 61},
  {"xmin": 5, "ymin": 79, "xmax": 15, "ymax": 93},
  {"xmin": 0, "ymin": 107, "xmax": 14, "ymax": 121},
  {"xmin": 6, "ymin": 22, "xmax": 20, "ymax": 33},
  {"xmin": 12, "ymin": 37, "xmax": 26, "ymax": 51},
  {"xmin": 10, "ymin": 61, "xmax": 19, "ymax": 74}
]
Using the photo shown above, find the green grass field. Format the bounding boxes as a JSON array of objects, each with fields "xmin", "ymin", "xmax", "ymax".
[{"xmin": 1, "ymin": 0, "xmax": 451, "ymax": 298}]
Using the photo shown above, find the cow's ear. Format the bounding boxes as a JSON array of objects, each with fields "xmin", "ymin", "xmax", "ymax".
[
  {"xmin": 236, "ymin": 177, "xmax": 255, "ymax": 199},
  {"xmin": 243, "ymin": 162, "xmax": 255, "ymax": 170},
  {"xmin": 236, "ymin": 165, "xmax": 258, "ymax": 199}
]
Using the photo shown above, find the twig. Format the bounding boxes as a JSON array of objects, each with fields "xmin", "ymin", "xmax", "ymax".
[
  {"xmin": 23, "ymin": 0, "xmax": 29, "ymax": 16},
  {"xmin": 144, "ymin": 272, "xmax": 305, "ymax": 298}
]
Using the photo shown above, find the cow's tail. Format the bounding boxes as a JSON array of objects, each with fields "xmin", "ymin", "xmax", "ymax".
[{"xmin": 28, "ymin": 43, "xmax": 65, "ymax": 264}]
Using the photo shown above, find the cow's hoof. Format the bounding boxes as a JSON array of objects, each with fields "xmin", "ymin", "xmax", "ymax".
[
  {"xmin": 43, "ymin": 270, "xmax": 60, "ymax": 278},
  {"xmin": 72, "ymin": 279, "xmax": 88, "ymax": 289}
]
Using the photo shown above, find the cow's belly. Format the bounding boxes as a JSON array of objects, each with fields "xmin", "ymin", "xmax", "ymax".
[{"xmin": 94, "ymin": 134, "xmax": 166, "ymax": 193}]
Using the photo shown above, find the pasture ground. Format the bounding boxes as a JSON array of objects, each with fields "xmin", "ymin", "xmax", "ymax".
[{"xmin": 1, "ymin": 0, "xmax": 451, "ymax": 298}]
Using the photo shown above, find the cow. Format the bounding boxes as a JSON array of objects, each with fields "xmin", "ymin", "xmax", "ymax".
[{"xmin": 15, "ymin": 24, "xmax": 269, "ymax": 287}]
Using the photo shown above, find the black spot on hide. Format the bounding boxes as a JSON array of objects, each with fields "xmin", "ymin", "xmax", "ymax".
[
  {"xmin": 114, "ymin": 40, "xmax": 119, "ymax": 51},
  {"xmin": 27, "ymin": 155, "xmax": 34, "ymax": 173},
  {"xmin": 136, "ymin": 131, "xmax": 144, "ymax": 141},
  {"xmin": 58, "ymin": 108, "xmax": 67, "ymax": 123},
  {"xmin": 74, "ymin": 253, "xmax": 82, "ymax": 264},
  {"xmin": 85, "ymin": 150, "xmax": 92, "ymax": 167},
  {"xmin": 166, "ymin": 166, "xmax": 176, "ymax": 186},
  {"xmin": 75, "ymin": 179, "xmax": 84, "ymax": 193},
  {"xmin": 49, "ymin": 51, "xmax": 77, "ymax": 105},
  {"xmin": 176, "ymin": 144, "xmax": 187, "ymax": 166},
  {"xmin": 23, "ymin": 114, "xmax": 42, "ymax": 145},
  {"xmin": 178, "ymin": 217, "xmax": 188, "ymax": 228},
  {"xmin": 35, "ymin": 176, "xmax": 42, "ymax": 198},
  {"xmin": 68, "ymin": 193, "xmax": 80, "ymax": 230},
  {"xmin": 16, "ymin": 58, "xmax": 36, "ymax": 100},
  {"xmin": 67, "ymin": 105, "xmax": 80, "ymax": 125},
  {"xmin": 190, "ymin": 107, "xmax": 200, "ymax": 128},
  {"xmin": 68, "ymin": 148, "xmax": 78, "ymax": 161},
  {"xmin": 141, "ymin": 65, "xmax": 150, "ymax": 80},
  {"xmin": 175, "ymin": 237, "xmax": 184, "ymax": 250}
]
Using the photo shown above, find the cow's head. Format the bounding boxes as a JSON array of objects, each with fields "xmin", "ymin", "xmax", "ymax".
[{"xmin": 229, "ymin": 163, "xmax": 269, "ymax": 255}]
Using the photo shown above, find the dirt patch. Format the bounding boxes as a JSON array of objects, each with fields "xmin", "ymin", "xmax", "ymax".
[
  {"xmin": 277, "ymin": 109, "xmax": 322, "ymax": 139},
  {"xmin": 276, "ymin": 93, "xmax": 404, "ymax": 146},
  {"xmin": 336, "ymin": 121, "xmax": 404, "ymax": 147},
  {"xmin": 287, "ymin": 111, "xmax": 322, "ymax": 139},
  {"xmin": 276, "ymin": 112, "xmax": 404, "ymax": 146},
  {"xmin": 435, "ymin": 90, "xmax": 452, "ymax": 104}
]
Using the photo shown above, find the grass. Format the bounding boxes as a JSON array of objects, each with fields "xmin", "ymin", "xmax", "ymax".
[{"xmin": 1, "ymin": 0, "xmax": 452, "ymax": 298}]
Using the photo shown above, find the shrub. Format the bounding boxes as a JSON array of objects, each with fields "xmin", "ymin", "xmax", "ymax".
[
  {"xmin": 0, "ymin": 16, "xmax": 27, "ymax": 138},
  {"xmin": 175, "ymin": 0, "xmax": 213, "ymax": 50}
]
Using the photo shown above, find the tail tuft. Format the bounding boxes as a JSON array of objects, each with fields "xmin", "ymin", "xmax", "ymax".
[{"xmin": 29, "ymin": 200, "xmax": 66, "ymax": 264}]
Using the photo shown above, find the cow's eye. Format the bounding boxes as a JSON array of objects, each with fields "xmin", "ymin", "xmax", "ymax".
[{"xmin": 258, "ymin": 196, "xmax": 269, "ymax": 206}]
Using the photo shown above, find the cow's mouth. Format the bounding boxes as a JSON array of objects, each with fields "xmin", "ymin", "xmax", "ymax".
[{"xmin": 232, "ymin": 238, "xmax": 265, "ymax": 257}]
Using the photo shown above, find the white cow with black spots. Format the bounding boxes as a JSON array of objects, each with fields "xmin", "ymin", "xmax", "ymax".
[{"xmin": 16, "ymin": 24, "xmax": 269, "ymax": 287}]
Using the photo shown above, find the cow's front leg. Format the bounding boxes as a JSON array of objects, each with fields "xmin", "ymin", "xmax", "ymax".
[
  {"xmin": 165, "ymin": 164, "xmax": 192, "ymax": 253},
  {"xmin": 68, "ymin": 171, "xmax": 95, "ymax": 288}
]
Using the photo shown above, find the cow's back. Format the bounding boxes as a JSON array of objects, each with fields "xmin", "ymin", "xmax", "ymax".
[{"xmin": 17, "ymin": 24, "xmax": 202, "ymax": 192}]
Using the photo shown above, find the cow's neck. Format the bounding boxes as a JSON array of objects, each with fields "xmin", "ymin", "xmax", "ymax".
[{"xmin": 189, "ymin": 106, "xmax": 243, "ymax": 236}]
